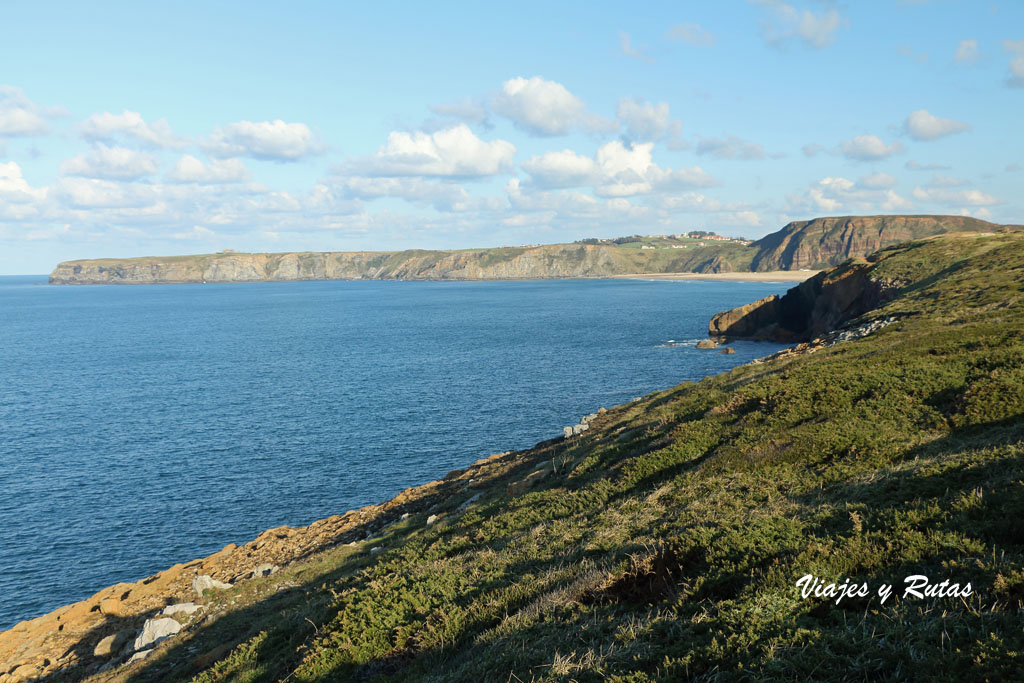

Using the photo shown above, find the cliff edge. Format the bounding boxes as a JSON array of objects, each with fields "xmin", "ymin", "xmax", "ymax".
[
  {"xmin": 8, "ymin": 230, "xmax": 1024, "ymax": 681},
  {"xmin": 49, "ymin": 214, "xmax": 1008, "ymax": 284}
]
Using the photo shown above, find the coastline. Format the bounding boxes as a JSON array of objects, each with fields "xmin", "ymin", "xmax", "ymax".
[{"xmin": 614, "ymin": 269, "xmax": 819, "ymax": 282}]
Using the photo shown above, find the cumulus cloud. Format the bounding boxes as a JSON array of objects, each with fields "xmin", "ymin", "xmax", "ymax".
[
  {"xmin": 203, "ymin": 120, "xmax": 324, "ymax": 161},
  {"xmin": 912, "ymin": 186, "xmax": 998, "ymax": 206},
  {"xmin": 491, "ymin": 76, "xmax": 613, "ymax": 137},
  {"xmin": 325, "ymin": 176, "xmax": 504, "ymax": 213},
  {"xmin": 616, "ymin": 98, "xmax": 683, "ymax": 147},
  {"xmin": 522, "ymin": 140, "xmax": 717, "ymax": 197},
  {"xmin": 840, "ymin": 135, "xmax": 904, "ymax": 161},
  {"xmin": 344, "ymin": 124, "xmax": 515, "ymax": 178},
  {"xmin": 55, "ymin": 177, "xmax": 156, "ymax": 209},
  {"xmin": 60, "ymin": 145, "xmax": 160, "ymax": 180},
  {"xmin": 954, "ymin": 39, "xmax": 980, "ymax": 64},
  {"xmin": 79, "ymin": 110, "xmax": 182, "ymax": 148},
  {"xmin": 521, "ymin": 149, "xmax": 597, "ymax": 189},
  {"xmin": 666, "ymin": 23, "xmax": 715, "ymax": 47},
  {"xmin": 903, "ymin": 109, "xmax": 971, "ymax": 141},
  {"xmin": 0, "ymin": 86, "xmax": 64, "ymax": 137},
  {"xmin": 750, "ymin": 0, "xmax": 844, "ymax": 49},
  {"xmin": 787, "ymin": 175, "xmax": 913, "ymax": 215},
  {"xmin": 166, "ymin": 155, "xmax": 251, "ymax": 184},
  {"xmin": 696, "ymin": 135, "xmax": 765, "ymax": 160},
  {"xmin": 0, "ymin": 161, "xmax": 47, "ymax": 203},
  {"xmin": 1004, "ymin": 40, "xmax": 1024, "ymax": 88}
]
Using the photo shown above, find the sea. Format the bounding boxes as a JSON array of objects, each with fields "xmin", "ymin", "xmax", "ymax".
[{"xmin": 0, "ymin": 275, "xmax": 790, "ymax": 630}]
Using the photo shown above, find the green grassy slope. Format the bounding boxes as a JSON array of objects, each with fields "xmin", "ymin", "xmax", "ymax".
[{"xmin": 103, "ymin": 232, "xmax": 1024, "ymax": 682}]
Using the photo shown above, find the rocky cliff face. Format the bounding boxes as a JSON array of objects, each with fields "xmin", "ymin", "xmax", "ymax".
[
  {"xmin": 710, "ymin": 257, "xmax": 900, "ymax": 342},
  {"xmin": 50, "ymin": 215, "xmax": 1009, "ymax": 284},
  {"xmin": 48, "ymin": 243, "xmax": 754, "ymax": 284},
  {"xmin": 749, "ymin": 215, "xmax": 999, "ymax": 272}
]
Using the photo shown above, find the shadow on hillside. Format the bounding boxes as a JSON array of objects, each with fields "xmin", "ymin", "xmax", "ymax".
[{"xmin": 799, "ymin": 414, "xmax": 1024, "ymax": 544}]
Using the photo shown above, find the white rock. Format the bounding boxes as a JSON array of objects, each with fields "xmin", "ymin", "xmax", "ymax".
[
  {"xmin": 162, "ymin": 602, "xmax": 203, "ymax": 616},
  {"xmin": 458, "ymin": 493, "xmax": 483, "ymax": 510},
  {"xmin": 133, "ymin": 617, "xmax": 181, "ymax": 651},
  {"xmin": 251, "ymin": 563, "xmax": 278, "ymax": 578},
  {"xmin": 127, "ymin": 649, "xmax": 153, "ymax": 664},
  {"xmin": 193, "ymin": 575, "xmax": 232, "ymax": 597},
  {"xmin": 369, "ymin": 547, "xmax": 382, "ymax": 555},
  {"xmin": 400, "ymin": 513, "xmax": 410, "ymax": 520},
  {"xmin": 426, "ymin": 514, "xmax": 439, "ymax": 525}
]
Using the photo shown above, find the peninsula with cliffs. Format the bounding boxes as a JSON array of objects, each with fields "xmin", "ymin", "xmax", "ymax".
[
  {"xmin": 49, "ymin": 215, "xmax": 1004, "ymax": 285},
  {"xmin": 5, "ymin": 227, "xmax": 1024, "ymax": 681}
]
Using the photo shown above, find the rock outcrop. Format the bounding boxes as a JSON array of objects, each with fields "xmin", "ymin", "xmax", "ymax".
[
  {"xmin": 0, "ymin": 435, "xmax": 602, "ymax": 681},
  {"xmin": 749, "ymin": 214, "xmax": 998, "ymax": 272},
  {"xmin": 710, "ymin": 257, "xmax": 900, "ymax": 342},
  {"xmin": 48, "ymin": 243, "xmax": 754, "ymax": 284}
]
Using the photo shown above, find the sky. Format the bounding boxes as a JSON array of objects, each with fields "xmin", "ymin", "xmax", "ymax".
[{"xmin": 0, "ymin": 1, "xmax": 1021, "ymax": 274}]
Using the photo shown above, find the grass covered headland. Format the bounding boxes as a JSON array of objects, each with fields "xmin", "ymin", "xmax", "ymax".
[{"xmin": 101, "ymin": 231, "xmax": 1024, "ymax": 681}]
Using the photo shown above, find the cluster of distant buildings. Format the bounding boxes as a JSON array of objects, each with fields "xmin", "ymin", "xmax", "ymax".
[{"xmin": 574, "ymin": 232, "xmax": 753, "ymax": 248}]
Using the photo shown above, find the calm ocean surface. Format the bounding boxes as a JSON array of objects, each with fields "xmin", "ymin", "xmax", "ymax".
[{"xmin": 0, "ymin": 275, "xmax": 789, "ymax": 630}]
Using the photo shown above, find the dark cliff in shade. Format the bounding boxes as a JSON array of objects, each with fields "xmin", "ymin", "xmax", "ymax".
[
  {"xmin": 48, "ymin": 215, "xmax": 1009, "ymax": 284},
  {"xmin": 709, "ymin": 257, "xmax": 898, "ymax": 342}
]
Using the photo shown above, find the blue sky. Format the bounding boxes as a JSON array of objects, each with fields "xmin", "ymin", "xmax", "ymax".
[{"xmin": 1, "ymin": 1, "xmax": 1021, "ymax": 273}]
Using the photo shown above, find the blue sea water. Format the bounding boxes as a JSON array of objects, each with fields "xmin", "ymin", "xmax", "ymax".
[{"xmin": 0, "ymin": 275, "xmax": 790, "ymax": 630}]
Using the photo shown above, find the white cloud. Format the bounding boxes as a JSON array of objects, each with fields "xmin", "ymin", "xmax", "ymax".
[
  {"xmin": 840, "ymin": 135, "xmax": 904, "ymax": 161},
  {"xmin": 696, "ymin": 135, "xmax": 765, "ymax": 160},
  {"xmin": 521, "ymin": 149, "xmax": 597, "ymax": 188},
  {"xmin": 666, "ymin": 23, "xmax": 715, "ymax": 47},
  {"xmin": 0, "ymin": 161, "xmax": 47, "ymax": 203},
  {"xmin": 79, "ymin": 110, "xmax": 182, "ymax": 148},
  {"xmin": 750, "ymin": 0, "xmax": 844, "ymax": 49},
  {"xmin": 506, "ymin": 178, "xmax": 601, "ymax": 214},
  {"xmin": 344, "ymin": 124, "xmax": 515, "ymax": 178},
  {"xmin": 912, "ymin": 186, "xmax": 998, "ymax": 206},
  {"xmin": 1004, "ymin": 40, "xmax": 1024, "ymax": 88},
  {"xmin": 522, "ymin": 140, "xmax": 717, "ymax": 197},
  {"xmin": 903, "ymin": 109, "xmax": 971, "ymax": 141},
  {"xmin": 60, "ymin": 145, "xmax": 160, "ymax": 180},
  {"xmin": 166, "ymin": 155, "xmax": 251, "ymax": 184},
  {"xmin": 0, "ymin": 86, "xmax": 63, "ymax": 137},
  {"xmin": 329, "ymin": 176, "xmax": 497, "ymax": 212},
  {"xmin": 55, "ymin": 177, "xmax": 157, "ymax": 209},
  {"xmin": 203, "ymin": 120, "xmax": 324, "ymax": 161},
  {"xmin": 856, "ymin": 172, "xmax": 898, "ymax": 190},
  {"xmin": 491, "ymin": 76, "xmax": 613, "ymax": 137},
  {"xmin": 954, "ymin": 39, "xmax": 980, "ymax": 64},
  {"xmin": 787, "ymin": 175, "xmax": 913, "ymax": 215},
  {"xmin": 616, "ymin": 98, "xmax": 683, "ymax": 147}
]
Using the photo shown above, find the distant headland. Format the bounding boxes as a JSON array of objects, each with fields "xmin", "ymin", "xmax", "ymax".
[{"xmin": 49, "ymin": 215, "xmax": 1011, "ymax": 285}]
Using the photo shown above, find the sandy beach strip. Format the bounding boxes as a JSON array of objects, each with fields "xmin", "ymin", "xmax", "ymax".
[{"xmin": 614, "ymin": 270, "xmax": 820, "ymax": 282}]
